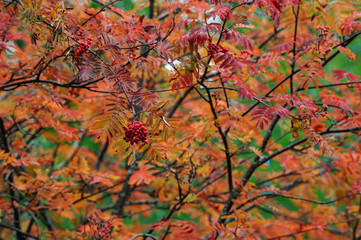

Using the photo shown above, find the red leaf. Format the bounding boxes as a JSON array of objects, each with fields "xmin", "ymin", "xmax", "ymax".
[
  {"xmin": 129, "ymin": 165, "xmax": 157, "ymax": 186},
  {"xmin": 209, "ymin": 6, "xmax": 231, "ymax": 21},
  {"xmin": 223, "ymin": 29, "xmax": 253, "ymax": 50},
  {"xmin": 341, "ymin": 21, "xmax": 361, "ymax": 36},
  {"xmin": 332, "ymin": 69, "xmax": 359, "ymax": 82},
  {"xmin": 238, "ymin": 84, "xmax": 257, "ymax": 101},
  {"xmin": 251, "ymin": 106, "xmax": 290, "ymax": 129}
]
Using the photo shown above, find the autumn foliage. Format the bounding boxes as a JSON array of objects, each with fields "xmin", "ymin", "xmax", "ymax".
[{"xmin": 1, "ymin": 0, "xmax": 361, "ymax": 239}]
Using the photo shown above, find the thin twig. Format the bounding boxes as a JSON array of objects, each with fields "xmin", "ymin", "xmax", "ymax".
[{"xmin": 129, "ymin": 234, "xmax": 158, "ymax": 240}]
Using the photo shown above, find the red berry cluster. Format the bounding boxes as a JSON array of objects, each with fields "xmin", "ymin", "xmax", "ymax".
[
  {"xmin": 88, "ymin": 215, "xmax": 113, "ymax": 240},
  {"xmin": 208, "ymin": 42, "xmax": 229, "ymax": 55},
  {"xmin": 123, "ymin": 121, "xmax": 148, "ymax": 145},
  {"xmin": 218, "ymin": 44, "xmax": 229, "ymax": 53},
  {"xmin": 319, "ymin": 103, "xmax": 328, "ymax": 117},
  {"xmin": 75, "ymin": 35, "xmax": 92, "ymax": 59},
  {"xmin": 316, "ymin": 26, "xmax": 330, "ymax": 38},
  {"xmin": 240, "ymin": 50, "xmax": 252, "ymax": 58},
  {"xmin": 211, "ymin": 92, "xmax": 221, "ymax": 101},
  {"xmin": 208, "ymin": 42, "xmax": 218, "ymax": 55},
  {"xmin": 129, "ymin": 48, "xmax": 137, "ymax": 60},
  {"xmin": 75, "ymin": 25, "xmax": 84, "ymax": 39}
]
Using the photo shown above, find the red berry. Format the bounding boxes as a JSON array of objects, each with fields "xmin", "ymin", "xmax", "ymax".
[
  {"xmin": 131, "ymin": 14, "xmax": 135, "ymax": 18},
  {"xmin": 124, "ymin": 121, "xmax": 148, "ymax": 145}
]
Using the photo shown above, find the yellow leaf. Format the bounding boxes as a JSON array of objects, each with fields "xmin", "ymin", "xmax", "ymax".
[
  {"xmin": 79, "ymin": 157, "xmax": 90, "ymax": 175},
  {"xmin": 250, "ymin": 146, "xmax": 263, "ymax": 158},
  {"xmin": 184, "ymin": 193, "xmax": 198, "ymax": 203},
  {"xmin": 220, "ymin": 214, "xmax": 234, "ymax": 219},
  {"xmin": 138, "ymin": 142, "xmax": 150, "ymax": 154}
]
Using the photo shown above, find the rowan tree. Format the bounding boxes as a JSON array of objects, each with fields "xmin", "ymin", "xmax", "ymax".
[{"xmin": 0, "ymin": 0, "xmax": 361, "ymax": 239}]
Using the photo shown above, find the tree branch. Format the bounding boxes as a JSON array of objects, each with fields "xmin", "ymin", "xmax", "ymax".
[
  {"xmin": 290, "ymin": 5, "xmax": 300, "ymax": 94},
  {"xmin": 0, "ymin": 223, "xmax": 38, "ymax": 240},
  {"xmin": 266, "ymin": 218, "xmax": 358, "ymax": 240},
  {"xmin": 237, "ymin": 193, "xmax": 360, "ymax": 210},
  {"xmin": 130, "ymin": 233, "xmax": 158, "ymax": 240},
  {"xmin": 242, "ymin": 30, "xmax": 361, "ymax": 117},
  {"xmin": 0, "ymin": 118, "xmax": 25, "ymax": 240}
]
